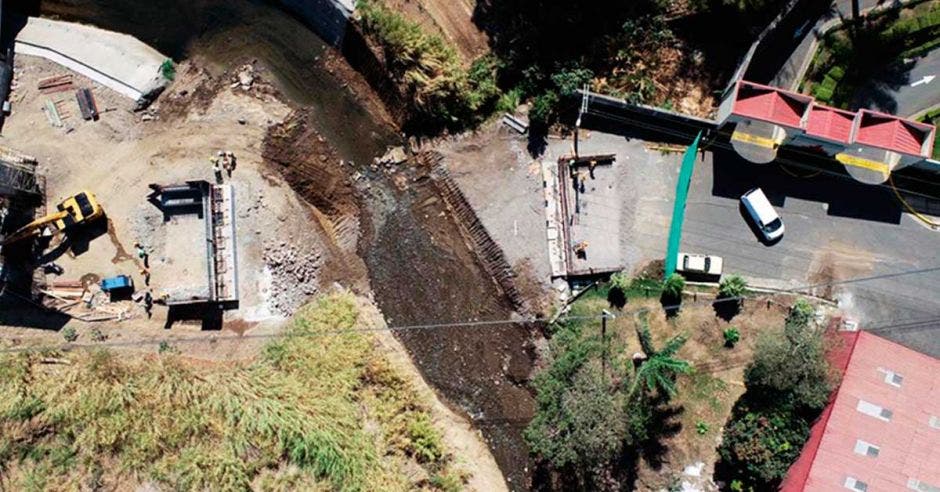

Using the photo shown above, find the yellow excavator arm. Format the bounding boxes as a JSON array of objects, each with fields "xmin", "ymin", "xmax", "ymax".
[
  {"xmin": 0, "ymin": 210, "xmax": 69, "ymax": 245},
  {"xmin": 1, "ymin": 191, "xmax": 103, "ymax": 246}
]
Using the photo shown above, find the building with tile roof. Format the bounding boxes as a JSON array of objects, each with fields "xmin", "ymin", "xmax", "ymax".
[
  {"xmin": 717, "ymin": 80, "xmax": 937, "ymax": 184},
  {"xmin": 781, "ymin": 330, "xmax": 940, "ymax": 492}
]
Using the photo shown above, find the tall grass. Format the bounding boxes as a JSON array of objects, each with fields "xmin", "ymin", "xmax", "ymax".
[
  {"xmin": 0, "ymin": 293, "xmax": 459, "ymax": 491},
  {"xmin": 357, "ymin": 0, "xmax": 502, "ymax": 130}
]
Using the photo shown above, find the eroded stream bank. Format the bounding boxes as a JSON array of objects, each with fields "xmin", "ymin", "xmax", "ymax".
[{"xmin": 19, "ymin": 0, "xmax": 542, "ymax": 487}]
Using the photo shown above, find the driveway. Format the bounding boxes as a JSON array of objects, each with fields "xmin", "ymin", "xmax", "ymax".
[{"xmin": 682, "ymin": 148, "xmax": 940, "ymax": 357}]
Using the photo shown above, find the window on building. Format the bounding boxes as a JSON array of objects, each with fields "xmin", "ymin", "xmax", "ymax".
[
  {"xmin": 845, "ymin": 476, "xmax": 869, "ymax": 492},
  {"xmin": 879, "ymin": 368, "xmax": 904, "ymax": 387},
  {"xmin": 857, "ymin": 400, "xmax": 892, "ymax": 422},
  {"xmin": 908, "ymin": 478, "xmax": 940, "ymax": 492},
  {"xmin": 853, "ymin": 439, "xmax": 880, "ymax": 457}
]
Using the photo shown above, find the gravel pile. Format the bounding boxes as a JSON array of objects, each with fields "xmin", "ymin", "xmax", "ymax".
[{"xmin": 262, "ymin": 239, "xmax": 321, "ymax": 316}]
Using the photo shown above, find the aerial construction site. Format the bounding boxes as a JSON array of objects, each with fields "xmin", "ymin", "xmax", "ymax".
[{"xmin": 0, "ymin": 27, "xmax": 336, "ymax": 354}]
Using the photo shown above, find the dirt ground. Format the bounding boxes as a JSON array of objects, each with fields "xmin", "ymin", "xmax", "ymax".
[{"xmin": 0, "ymin": 55, "xmax": 326, "ymax": 355}]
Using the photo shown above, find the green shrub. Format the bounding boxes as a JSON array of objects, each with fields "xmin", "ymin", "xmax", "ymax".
[
  {"xmin": 718, "ymin": 275, "xmax": 748, "ymax": 300},
  {"xmin": 61, "ymin": 327, "xmax": 77, "ymax": 343},
  {"xmin": 723, "ymin": 327, "xmax": 741, "ymax": 348},
  {"xmin": 662, "ymin": 273, "xmax": 685, "ymax": 301},
  {"xmin": 495, "ymin": 87, "xmax": 523, "ymax": 113},
  {"xmin": 786, "ymin": 299, "xmax": 815, "ymax": 330},
  {"xmin": 406, "ymin": 414, "xmax": 443, "ymax": 463},
  {"xmin": 90, "ymin": 328, "xmax": 107, "ymax": 342},
  {"xmin": 530, "ymin": 90, "xmax": 559, "ymax": 125},
  {"xmin": 718, "ymin": 410, "xmax": 810, "ymax": 486},
  {"xmin": 696, "ymin": 421, "xmax": 709, "ymax": 435},
  {"xmin": 160, "ymin": 59, "xmax": 175, "ymax": 81}
]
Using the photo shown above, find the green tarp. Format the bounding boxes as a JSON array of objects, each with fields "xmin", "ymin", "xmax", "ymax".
[{"xmin": 664, "ymin": 131, "xmax": 702, "ymax": 279}]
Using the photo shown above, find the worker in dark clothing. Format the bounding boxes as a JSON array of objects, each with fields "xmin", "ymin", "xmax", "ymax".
[{"xmin": 144, "ymin": 291, "xmax": 153, "ymax": 318}]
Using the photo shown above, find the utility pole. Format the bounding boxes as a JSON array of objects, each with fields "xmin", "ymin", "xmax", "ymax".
[
  {"xmin": 601, "ymin": 309, "xmax": 614, "ymax": 375},
  {"xmin": 575, "ymin": 84, "xmax": 589, "ymax": 158}
]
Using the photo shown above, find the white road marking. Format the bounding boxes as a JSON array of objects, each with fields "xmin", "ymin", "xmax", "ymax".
[{"xmin": 911, "ymin": 75, "xmax": 935, "ymax": 87}]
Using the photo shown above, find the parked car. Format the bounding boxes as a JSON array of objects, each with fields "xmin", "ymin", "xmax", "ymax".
[
  {"xmin": 676, "ymin": 252, "xmax": 723, "ymax": 277},
  {"xmin": 740, "ymin": 187, "xmax": 784, "ymax": 241}
]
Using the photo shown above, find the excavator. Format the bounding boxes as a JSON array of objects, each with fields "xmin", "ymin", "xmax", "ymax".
[{"xmin": 0, "ymin": 190, "xmax": 104, "ymax": 246}]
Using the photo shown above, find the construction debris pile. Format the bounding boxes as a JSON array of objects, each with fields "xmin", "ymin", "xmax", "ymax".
[
  {"xmin": 41, "ymin": 277, "xmax": 138, "ymax": 322},
  {"xmin": 262, "ymin": 239, "xmax": 321, "ymax": 316}
]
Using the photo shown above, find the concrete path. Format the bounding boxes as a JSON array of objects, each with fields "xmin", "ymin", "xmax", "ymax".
[{"xmin": 14, "ymin": 17, "xmax": 168, "ymax": 104}]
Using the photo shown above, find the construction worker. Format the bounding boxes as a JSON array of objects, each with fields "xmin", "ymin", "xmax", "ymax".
[
  {"xmin": 212, "ymin": 158, "xmax": 223, "ymax": 183},
  {"xmin": 573, "ymin": 240, "xmax": 589, "ymax": 259},
  {"xmin": 589, "ymin": 159, "xmax": 597, "ymax": 179},
  {"xmin": 144, "ymin": 291, "xmax": 153, "ymax": 318},
  {"xmin": 224, "ymin": 151, "xmax": 236, "ymax": 177},
  {"xmin": 135, "ymin": 242, "xmax": 149, "ymax": 267},
  {"xmin": 140, "ymin": 267, "xmax": 151, "ymax": 286}
]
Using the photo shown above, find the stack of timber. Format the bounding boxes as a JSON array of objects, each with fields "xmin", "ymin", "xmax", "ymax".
[
  {"xmin": 37, "ymin": 74, "xmax": 74, "ymax": 94},
  {"xmin": 75, "ymin": 88, "xmax": 99, "ymax": 121}
]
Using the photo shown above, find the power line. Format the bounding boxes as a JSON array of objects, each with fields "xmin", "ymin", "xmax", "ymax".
[{"xmin": 4, "ymin": 263, "xmax": 940, "ymax": 354}]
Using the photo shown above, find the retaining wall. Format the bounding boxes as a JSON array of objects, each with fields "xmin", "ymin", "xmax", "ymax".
[{"xmin": 422, "ymin": 151, "xmax": 531, "ymax": 316}]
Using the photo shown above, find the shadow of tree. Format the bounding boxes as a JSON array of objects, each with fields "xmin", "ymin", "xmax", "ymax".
[{"xmin": 713, "ymin": 296, "xmax": 741, "ymax": 322}]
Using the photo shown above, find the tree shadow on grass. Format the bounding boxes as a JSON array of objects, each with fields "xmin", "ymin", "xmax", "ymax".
[
  {"xmin": 713, "ymin": 296, "xmax": 741, "ymax": 322},
  {"xmin": 660, "ymin": 293, "xmax": 681, "ymax": 319},
  {"xmin": 639, "ymin": 398, "xmax": 686, "ymax": 471}
]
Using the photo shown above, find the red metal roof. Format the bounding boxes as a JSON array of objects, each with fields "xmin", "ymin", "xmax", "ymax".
[
  {"xmin": 783, "ymin": 331, "xmax": 940, "ymax": 492},
  {"xmin": 805, "ymin": 104, "xmax": 855, "ymax": 143},
  {"xmin": 854, "ymin": 109, "xmax": 934, "ymax": 156},
  {"xmin": 731, "ymin": 80, "xmax": 812, "ymax": 129}
]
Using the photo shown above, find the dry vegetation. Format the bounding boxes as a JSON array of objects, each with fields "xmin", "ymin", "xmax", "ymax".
[{"xmin": 0, "ymin": 293, "xmax": 467, "ymax": 491}]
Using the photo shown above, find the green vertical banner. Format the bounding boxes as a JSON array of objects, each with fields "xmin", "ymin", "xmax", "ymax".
[{"xmin": 664, "ymin": 131, "xmax": 702, "ymax": 279}]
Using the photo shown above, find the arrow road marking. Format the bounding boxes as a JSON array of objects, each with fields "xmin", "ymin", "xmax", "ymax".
[{"xmin": 911, "ymin": 75, "xmax": 935, "ymax": 87}]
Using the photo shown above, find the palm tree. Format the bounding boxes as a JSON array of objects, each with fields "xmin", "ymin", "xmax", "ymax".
[{"xmin": 630, "ymin": 315, "xmax": 692, "ymax": 399}]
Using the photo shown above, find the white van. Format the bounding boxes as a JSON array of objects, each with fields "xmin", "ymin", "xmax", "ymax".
[{"xmin": 741, "ymin": 188, "xmax": 784, "ymax": 241}]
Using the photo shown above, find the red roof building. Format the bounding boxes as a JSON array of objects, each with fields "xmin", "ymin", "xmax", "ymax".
[
  {"xmin": 782, "ymin": 331, "xmax": 940, "ymax": 492},
  {"xmin": 731, "ymin": 80, "xmax": 813, "ymax": 129},
  {"xmin": 853, "ymin": 110, "xmax": 936, "ymax": 157},
  {"xmin": 805, "ymin": 104, "xmax": 855, "ymax": 144}
]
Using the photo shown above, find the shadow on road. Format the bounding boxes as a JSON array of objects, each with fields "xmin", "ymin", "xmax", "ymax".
[{"xmin": 711, "ymin": 148, "xmax": 903, "ymax": 224}]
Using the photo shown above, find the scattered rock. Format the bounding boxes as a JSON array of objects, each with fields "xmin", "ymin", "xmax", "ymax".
[
  {"xmin": 236, "ymin": 65, "xmax": 255, "ymax": 90},
  {"xmin": 262, "ymin": 239, "xmax": 321, "ymax": 316}
]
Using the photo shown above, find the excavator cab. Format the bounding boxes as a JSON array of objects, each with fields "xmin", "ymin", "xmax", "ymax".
[{"xmin": 55, "ymin": 191, "xmax": 103, "ymax": 230}]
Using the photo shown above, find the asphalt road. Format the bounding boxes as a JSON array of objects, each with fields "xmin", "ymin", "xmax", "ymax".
[
  {"xmin": 860, "ymin": 48, "xmax": 940, "ymax": 117},
  {"xmin": 681, "ymin": 148, "xmax": 940, "ymax": 357},
  {"xmin": 768, "ymin": 0, "xmax": 883, "ymax": 88}
]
